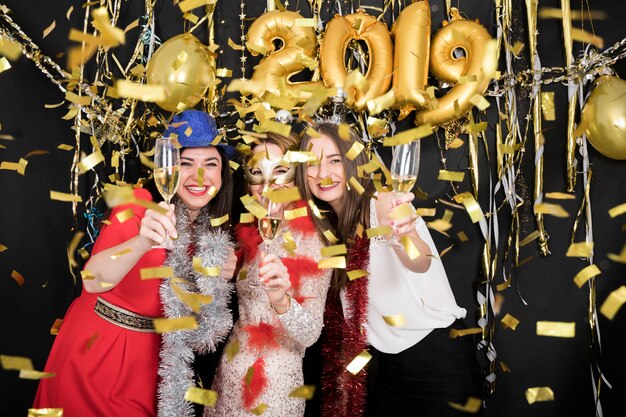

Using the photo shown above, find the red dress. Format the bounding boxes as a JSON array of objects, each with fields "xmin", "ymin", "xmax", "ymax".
[{"xmin": 33, "ymin": 189, "xmax": 165, "ymax": 417}]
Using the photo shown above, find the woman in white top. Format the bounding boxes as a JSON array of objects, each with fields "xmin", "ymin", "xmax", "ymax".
[{"xmin": 297, "ymin": 123, "xmax": 482, "ymax": 417}]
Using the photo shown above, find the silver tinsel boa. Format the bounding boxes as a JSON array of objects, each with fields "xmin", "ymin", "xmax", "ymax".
[{"xmin": 157, "ymin": 202, "xmax": 234, "ymax": 417}]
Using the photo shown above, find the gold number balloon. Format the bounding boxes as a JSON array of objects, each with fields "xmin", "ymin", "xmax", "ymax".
[
  {"xmin": 146, "ymin": 33, "xmax": 215, "ymax": 112},
  {"xmin": 414, "ymin": 8, "xmax": 496, "ymax": 126},
  {"xmin": 246, "ymin": 10, "xmax": 323, "ymax": 103},
  {"xmin": 320, "ymin": 9, "xmax": 393, "ymax": 110},
  {"xmin": 391, "ymin": 0, "xmax": 431, "ymax": 119},
  {"xmin": 576, "ymin": 75, "xmax": 626, "ymax": 160}
]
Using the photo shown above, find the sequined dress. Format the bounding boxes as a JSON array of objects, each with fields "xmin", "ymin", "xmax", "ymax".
[{"xmin": 206, "ymin": 206, "xmax": 331, "ymax": 417}]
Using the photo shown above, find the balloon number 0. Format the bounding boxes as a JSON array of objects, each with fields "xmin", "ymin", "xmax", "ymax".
[{"xmin": 246, "ymin": 5, "xmax": 497, "ymax": 126}]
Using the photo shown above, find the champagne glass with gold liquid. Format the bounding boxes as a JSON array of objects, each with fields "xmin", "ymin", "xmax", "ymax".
[
  {"xmin": 251, "ymin": 197, "xmax": 284, "ymax": 288},
  {"xmin": 153, "ymin": 137, "xmax": 181, "ymax": 249},
  {"xmin": 385, "ymin": 140, "xmax": 420, "ymax": 246}
]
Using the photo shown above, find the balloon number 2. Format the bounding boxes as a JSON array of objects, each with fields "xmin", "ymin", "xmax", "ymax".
[{"xmin": 245, "ymin": 3, "xmax": 497, "ymax": 127}]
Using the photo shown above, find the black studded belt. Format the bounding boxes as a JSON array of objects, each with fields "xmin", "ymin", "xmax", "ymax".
[{"xmin": 94, "ymin": 297, "xmax": 157, "ymax": 333}]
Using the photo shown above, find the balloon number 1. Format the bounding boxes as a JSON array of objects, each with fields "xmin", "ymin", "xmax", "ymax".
[{"xmin": 245, "ymin": 3, "xmax": 497, "ymax": 127}]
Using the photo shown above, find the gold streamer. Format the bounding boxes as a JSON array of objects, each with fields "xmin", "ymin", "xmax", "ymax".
[
  {"xmin": 599, "ymin": 286, "xmax": 626, "ymax": 320},
  {"xmin": 527, "ymin": 0, "xmax": 550, "ymax": 256},
  {"xmin": 561, "ymin": 0, "xmax": 577, "ymax": 192}
]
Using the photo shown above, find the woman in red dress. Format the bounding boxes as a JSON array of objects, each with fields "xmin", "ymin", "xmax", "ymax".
[{"xmin": 33, "ymin": 110, "xmax": 237, "ymax": 417}]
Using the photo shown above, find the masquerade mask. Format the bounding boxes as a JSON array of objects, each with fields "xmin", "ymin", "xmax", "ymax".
[{"xmin": 244, "ymin": 150, "xmax": 296, "ymax": 186}]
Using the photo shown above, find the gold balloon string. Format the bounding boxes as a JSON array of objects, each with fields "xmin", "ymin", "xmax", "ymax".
[
  {"xmin": 526, "ymin": 0, "xmax": 550, "ymax": 256},
  {"xmin": 239, "ymin": 1, "xmax": 247, "ymax": 79},
  {"xmin": 565, "ymin": 0, "xmax": 577, "ymax": 192}
]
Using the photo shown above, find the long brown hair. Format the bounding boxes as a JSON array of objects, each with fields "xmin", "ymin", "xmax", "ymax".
[{"xmin": 296, "ymin": 123, "xmax": 376, "ymax": 293}]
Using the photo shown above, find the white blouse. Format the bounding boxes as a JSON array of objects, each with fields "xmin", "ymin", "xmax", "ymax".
[{"xmin": 341, "ymin": 199, "xmax": 466, "ymax": 354}]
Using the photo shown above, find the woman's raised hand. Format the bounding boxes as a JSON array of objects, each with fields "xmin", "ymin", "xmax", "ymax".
[
  {"xmin": 138, "ymin": 202, "xmax": 177, "ymax": 248},
  {"xmin": 387, "ymin": 192, "xmax": 420, "ymax": 238},
  {"xmin": 258, "ymin": 252, "xmax": 292, "ymax": 314},
  {"xmin": 220, "ymin": 248, "xmax": 238, "ymax": 281}
]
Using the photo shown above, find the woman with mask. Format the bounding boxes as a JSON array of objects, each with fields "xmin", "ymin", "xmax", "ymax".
[{"xmin": 207, "ymin": 133, "xmax": 332, "ymax": 417}]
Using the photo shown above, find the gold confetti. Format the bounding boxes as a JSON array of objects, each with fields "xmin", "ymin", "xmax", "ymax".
[
  {"xmin": 227, "ymin": 38, "xmax": 244, "ymax": 51},
  {"xmin": 538, "ymin": 7, "xmax": 608, "ymax": 20},
  {"xmin": 210, "ymin": 213, "xmax": 229, "ymax": 227},
  {"xmin": 49, "ymin": 319, "xmax": 63, "ymax": 336},
  {"xmin": 140, "ymin": 266, "xmax": 174, "ymax": 279},
  {"xmin": 400, "ymin": 236, "xmax": 420, "ymax": 260},
  {"xmin": 541, "ymin": 91, "xmax": 556, "ymax": 121},
  {"xmin": 250, "ymin": 403, "xmax": 269, "ymax": 416},
  {"xmin": 348, "ymin": 177, "xmax": 365, "ymax": 195},
  {"xmin": 571, "ymin": 28, "xmax": 603, "ymax": 48},
  {"xmin": 607, "ymin": 245, "xmax": 626, "ymax": 264},
  {"xmin": 469, "ymin": 94, "xmax": 490, "ymax": 111},
  {"xmin": 110, "ymin": 248, "xmax": 133, "ymax": 260},
  {"xmin": 241, "ymin": 195, "xmax": 268, "ymax": 219},
  {"xmin": 525, "ymin": 387, "xmax": 555, "ymax": 404},
  {"xmin": 19, "ymin": 370, "xmax": 56, "ymax": 380},
  {"xmin": 295, "ymin": 18, "xmax": 317, "ymax": 27},
  {"xmin": 457, "ymin": 231, "xmax": 469, "ymax": 242},
  {"xmin": 42, "ymin": 20, "xmax": 56, "ymax": 39},
  {"xmin": 260, "ymin": 119, "xmax": 292, "ymax": 137},
  {"xmin": 0, "ymin": 56, "xmax": 11, "ymax": 73},
  {"xmin": 320, "ymin": 244, "xmax": 347, "ymax": 257},
  {"xmin": 499, "ymin": 361, "xmax": 510, "ymax": 372},
  {"xmin": 519, "ymin": 230, "xmax": 541, "ymax": 247},
  {"xmin": 50, "ymin": 191, "xmax": 82, "ymax": 203},
  {"xmin": 453, "ymin": 192, "xmax": 484, "ymax": 223},
  {"xmin": 536, "ymin": 321, "xmax": 575, "ymax": 338},
  {"xmin": 153, "ymin": 316, "xmax": 198, "ymax": 333},
  {"xmin": 449, "ymin": 327, "xmax": 483, "ymax": 338},
  {"xmin": 346, "ymin": 350, "xmax": 372, "ymax": 375},
  {"xmin": 382, "ymin": 314, "xmax": 405, "ymax": 327},
  {"xmin": 172, "ymin": 284, "xmax": 213, "ymax": 313},
  {"xmin": 608, "ymin": 202, "xmax": 626, "ymax": 218},
  {"xmin": 534, "ymin": 203, "xmax": 569, "ymax": 218},
  {"xmin": 115, "ymin": 80, "xmax": 165, "ymax": 102},
  {"xmin": 415, "ymin": 208, "xmax": 436, "ymax": 217},
  {"xmin": 323, "ymin": 229, "xmax": 339, "ymax": 244},
  {"xmin": 185, "ymin": 387, "xmax": 218, "ymax": 407},
  {"xmin": 115, "ymin": 208, "xmax": 134, "ymax": 223},
  {"xmin": 438, "ymin": 170, "xmax": 465, "ymax": 182},
  {"xmin": 573, "ymin": 264, "xmax": 601, "ymax": 288},
  {"xmin": 86, "ymin": 333, "xmax": 99, "ymax": 350},
  {"xmin": 124, "ymin": 18, "xmax": 140, "ymax": 33},
  {"xmin": 27, "ymin": 408, "xmax": 63, "ymax": 417},
  {"xmin": 545, "ymin": 192, "xmax": 575, "ymax": 200},
  {"xmin": 382, "ymin": 125, "xmax": 433, "ymax": 146},
  {"xmin": 0, "ymin": 38, "xmax": 21, "ymax": 60},
  {"xmin": 449, "ymin": 397, "xmax": 482, "ymax": 413},
  {"xmin": 91, "ymin": 7, "xmax": 125, "ymax": 46},
  {"xmin": 192, "ymin": 257, "xmax": 221, "ymax": 276},
  {"xmin": 366, "ymin": 226, "xmax": 393, "ymax": 238},
  {"xmin": 57, "ymin": 144, "xmax": 74, "ymax": 151},
  {"xmin": 465, "ymin": 121, "xmax": 488, "ymax": 133},
  {"xmin": 500, "ymin": 313, "xmax": 520, "ymax": 330},
  {"xmin": 284, "ymin": 206, "xmax": 308, "ymax": 220},
  {"xmin": 240, "ymin": 212, "xmax": 254, "ymax": 223},
  {"xmin": 216, "ymin": 68, "xmax": 232, "ymax": 77},
  {"xmin": 600, "ymin": 286, "xmax": 626, "ymax": 320},
  {"xmin": 80, "ymin": 270, "xmax": 95, "ymax": 280},
  {"xmin": 0, "ymin": 244, "xmax": 7, "ymax": 252},
  {"xmin": 345, "ymin": 141, "xmax": 364, "ymax": 160},
  {"xmin": 347, "ymin": 269, "xmax": 367, "ymax": 281},
  {"xmin": 289, "ymin": 385, "xmax": 316, "ymax": 400},
  {"xmin": 389, "ymin": 203, "xmax": 414, "ymax": 220},
  {"xmin": 11, "ymin": 269, "xmax": 25, "ymax": 286},
  {"xmin": 318, "ymin": 257, "xmax": 346, "ymax": 269},
  {"xmin": 0, "ymin": 355, "xmax": 34, "ymax": 370},
  {"xmin": 266, "ymin": 187, "xmax": 301, "ymax": 203},
  {"xmin": 225, "ymin": 339, "xmax": 240, "ymax": 361},
  {"xmin": 566, "ymin": 242, "xmax": 593, "ymax": 258},
  {"xmin": 496, "ymin": 277, "xmax": 512, "ymax": 292},
  {"xmin": 178, "ymin": 0, "xmax": 217, "ymax": 13}
]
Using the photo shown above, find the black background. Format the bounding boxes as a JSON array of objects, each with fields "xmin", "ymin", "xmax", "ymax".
[{"xmin": 1, "ymin": 1, "xmax": 625, "ymax": 416}]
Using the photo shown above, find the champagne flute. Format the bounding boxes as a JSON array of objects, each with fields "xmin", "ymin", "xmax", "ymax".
[
  {"xmin": 251, "ymin": 197, "xmax": 284, "ymax": 288},
  {"xmin": 153, "ymin": 137, "xmax": 181, "ymax": 249},
  {"xmin": 385, "ymin": 140, "xmax": 420, "ymax": 246}
]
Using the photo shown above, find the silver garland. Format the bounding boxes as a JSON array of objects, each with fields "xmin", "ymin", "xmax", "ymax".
[{"xmin": 157, "ymin": 202, "xmax": 234, "ymax": 417}]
